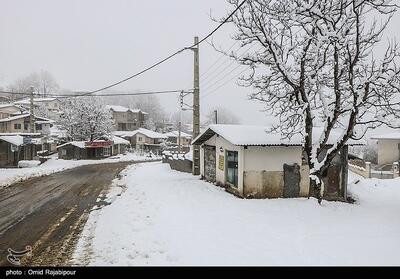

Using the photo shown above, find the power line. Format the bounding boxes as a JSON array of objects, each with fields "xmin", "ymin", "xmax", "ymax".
[
  {"xmin": 202, "ymin": 66, "xmax": 250, "ymax": 99},
  {"xmin": 73, "ymin": 0, "xmax": 248, "ymax": 97},
  {"xmin": 202, "ymin": 63, "xmax": 245, "ymax": 92},
  {"xmin": 200, "ymin": 40, "xmax": 239, "ymax": 78},
  {"xmin": 201, "ymin": 43, "xmax": 257, "ymax": 88},
  {"xmin": 0, "ymin": 89, "xmax": 185, "ymax": 98}
]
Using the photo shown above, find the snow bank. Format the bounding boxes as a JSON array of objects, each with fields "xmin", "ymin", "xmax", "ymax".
[
  {"xmin": 72, "ymin": 164, "xmax": 400, "ymax": 266},
  {"xmin": 0, "ymin": 152, "xmax": 161, "ymax": 188},
  {"xmin": 17, "ymin": 160, "xmax": 41, "ymax": 168}
]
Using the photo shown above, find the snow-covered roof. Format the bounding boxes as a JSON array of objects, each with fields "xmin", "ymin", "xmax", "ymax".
[
  {"xmin": 192, "ymin": 125, "xmax": 364, "ymax": 146},
  {"xmin": 106, "ymin": 105, "xmax": 147, "ymax": 114},
  {"xmin": 163, "ymin": 130, "xmax": 192, "ymax": 139},
  {"xmin": 106, "ymin": 105, "xmax": 130, "ymax": 112},
  {"xmin": 0, "ymin": 132, "xmax": 41, "ymax": 136},
  {"xmin": 14, "ymin": 97, "xmax": 58, "ymax": 105},
  {"xmin": 113, "ymin": 128, "xmax": 167, "ymax": 139},
  {"xmin": 0, "ymin": 103, "xmax": 23, "ymax": 109},
  {"xmin": 0, "ymin": 135, "xmax": 24, "ymax": 146},
  {"xmin": 57, "ymin": 141, "xmax": 86, "ymax": 149},
  {"xmin": 112, "ymin": 135, "xmax": 130, "ymax": 145},
  {"xmin": 370, "ymin": 133, "xmax": 400, "ymax": 140},
  {"xmin": 0, "ymin": 113, "xmax": 54, "ymax": 123}
]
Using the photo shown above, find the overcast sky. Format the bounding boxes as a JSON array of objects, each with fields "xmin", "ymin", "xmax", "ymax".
[{"xmin": 1, "ymin": 0, "xmax": 399, "ymax": 127}]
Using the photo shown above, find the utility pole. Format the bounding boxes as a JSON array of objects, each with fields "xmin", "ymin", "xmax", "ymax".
[
  {"xmin": 192, "ymin": 36, "xmax": 200, "ymax": 175},
  {"xmin": 29, "ymin": 86, "xmax": 35, "ymax": 133},
  {"xmin": 214, "ymin": 110, "xmax": 218, "ymax": 124},
  {"xmin": 178, "ymin": 91, "xmax": 183, "ymax": 154}
]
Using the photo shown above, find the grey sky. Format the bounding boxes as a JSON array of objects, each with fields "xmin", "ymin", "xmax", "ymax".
[{"xmin": 1, "ymin": 0, "xmax": 399, "ymax": 126}]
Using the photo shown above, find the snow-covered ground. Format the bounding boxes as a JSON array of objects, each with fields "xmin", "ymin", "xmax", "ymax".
[
  {"xmin": 72, "ymin": 162, "xmax": 400, "ymax": 266},
  {"xmin": 0, "ymin": 152, "xmax": 160, "ymax": 188}
]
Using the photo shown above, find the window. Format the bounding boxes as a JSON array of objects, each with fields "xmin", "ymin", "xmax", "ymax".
[
  {"xmin": 226, "ymin": 151, "xmax": 238, "ymax": 187},
  {"xmin": 103, "ymin": 146, "xmax": 111, "ymax": 157},
  {"xmin": 138, "ymin": 136, "xmax": 143, "ymax": 142},
  {"xmin": 24, "ymin": 123, "xmax": 29, "ymax": 130},
  {"xmin": 14, "ymin": 123, "xmax": 21, "ymax": 130},
  {"xmin": 35, "ymin": 124, "xmax": 42, "ymax": 130}
]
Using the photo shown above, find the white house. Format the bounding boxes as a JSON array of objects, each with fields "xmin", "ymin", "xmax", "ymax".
[
  {"xmin": 192, "ymin": 125, "xmax": 362, "ymax": 200},
  {"xmin": 113, "ymin": 128, "xmax": 167, "ymax": 153},
  {"xmin": 14, "ymin": 97, "xmax": 61, "ymax": 120},
  {"xmin": 370, "ymin": 132, "xmax": 400, "ymax": 166},
  {"xmin": 163, "ymin": 130, "xmax": 192, "ymax": 146}
]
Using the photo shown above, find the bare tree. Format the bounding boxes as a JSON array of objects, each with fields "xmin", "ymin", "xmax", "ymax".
[
  {"xmin": 204, "ymin": 106, "xmax": 240, "ymax": 125},
  {"xmin": 222, "ymin": 0, "xmax": 400, "ymax": 202},
  {"xmin": 7, "ymin": 70, "xmax": 59, "ymax": 99}
]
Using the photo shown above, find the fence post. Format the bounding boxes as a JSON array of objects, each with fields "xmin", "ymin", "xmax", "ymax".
[
  {"xmin": 365, "ymin": 162, "xmax": 371, "ymax": 178},
  {"xmin": 392, "ymin": 162, "xmax": 399, "ymax": 178}
]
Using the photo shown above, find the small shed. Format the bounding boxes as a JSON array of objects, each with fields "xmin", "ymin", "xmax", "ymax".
[
  {"xmin": 370, "ymin": 133, "xmax": 400, "ymax": 167},
  {"xmin": 192, "ymin": 125, "xmax": 361, "ymax": 200},
  {"xmin": 0, "ymin": 134, "xmax": 41, "ymax": 167},
  {"xmin": 0, "ymin": 135, "xmax": 23, "ymax": 167},
  {"xmin": 57, "ymin": 136, "xmax": 130, "ymax": 160}
]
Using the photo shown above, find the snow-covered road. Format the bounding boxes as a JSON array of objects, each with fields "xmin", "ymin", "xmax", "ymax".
[
  {"xmin": 0, "ymin": 152, "xmax": 160, "ymax": 188},
  {"xmin": 73, "ymin": 162, "xmax": 400, "ymax": 266}
]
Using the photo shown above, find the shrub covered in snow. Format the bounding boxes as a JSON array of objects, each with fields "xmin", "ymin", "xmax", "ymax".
[{"xmin": 18, "ymin": 160, "xmax": 41, "ymax": 168}]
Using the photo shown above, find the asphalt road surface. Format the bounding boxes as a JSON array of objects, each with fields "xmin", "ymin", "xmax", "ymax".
[{"xmin": 0, "ymin": 161, "xmax": 151, "ymax": 266}]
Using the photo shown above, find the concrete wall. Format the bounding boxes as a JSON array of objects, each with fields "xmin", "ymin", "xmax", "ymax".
[
  {"xmin": 243, "ymin": 146, "xmax": 302, "ymax": 171},
  {"xmin": 377, "ymin": 139, "xmax": 400, "ymax": 166},
  {"xmin": 242, "ymin": 146, "xmax": 308, "ymax": 198}
]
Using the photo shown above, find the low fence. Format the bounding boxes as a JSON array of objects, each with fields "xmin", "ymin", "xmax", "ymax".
[
  {"xmin": 162, "ymin": 152, "xmax": 192, "ymax": 173},
  {"xmin": 349, "ymin": 161, "xmax": 399, "ymax": 179}
]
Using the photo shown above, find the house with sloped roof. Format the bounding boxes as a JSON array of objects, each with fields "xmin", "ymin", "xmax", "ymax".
[
  {"xmin": 0, "ymin": 133, "xmax": 47, "ymax": 167},
  {"xmin": 0, "ymin": 103, "xmax": 26, "ymax": 119},
  {"xmin": 57, "ymin": 135, "xmax": 130, "ymax": 160},
  {"xmin": 0, "ymin": 113, "xmax": 54, "ymax": 135},
  {"xmin": 14, "ymin": 97, "xmax": 62, "ymax": 120},
  {"xmin": 163, "ymin": 130, "xmax": 192, "ymax": 146},
  {"xmin": 192, "ymin": 124, "xmax": 364, "ymax": 201},
  {"xmin": 106, "ymin": 105, "xmax": 148, "ymax": 131},
  {"xmin": 370, "ymin": 132, "xmax": 400, "ymax": 167},
  {"xmin": 114, "ymin": 128, "xmax": 166, "ymax": 154}
]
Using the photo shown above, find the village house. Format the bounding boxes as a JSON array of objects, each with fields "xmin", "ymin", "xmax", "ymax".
[
  {"xmin": 370, "ymin": 133, "xmax": 400, "ymax": 167},
  {"xmin": 106, "ymin": 105, "xmax": 148, "ymax": 131},
  {"xmin": 192, "ymin": 125, "xmax": 363, "ymax": 201},
  {"xmin": 163, "ymin": 130, "xmax": 192, "ymax": 146},
  {"xmin": 114, "ymin": 128, "xmax": 166, "ymax": 154},
  {"xmin": 57, "ymin": 135, "xmax": 130, "ymax": 160},
  {"xmin": 0, "ymin": 113, "xmax": 54, "ymax": 135},
  {"xmin": 0, "ymin": 103, "xmax": 27, "ymax": 119},
  {"xmin": 14, "ymin": 97, "xmax": 62, "ymax": 120},
  {"xmin": 0, "ymin": 133, "xmax": 47, "ymax": 167}
]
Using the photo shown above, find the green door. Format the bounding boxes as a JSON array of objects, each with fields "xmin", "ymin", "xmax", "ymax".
[{"xmin": 226, "ymin": 151, "xmax": 238, "ymax": 187}]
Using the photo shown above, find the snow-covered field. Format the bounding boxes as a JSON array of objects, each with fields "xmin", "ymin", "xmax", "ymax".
[
  {"xmin": 0, "ymin": 152, "xmax": 160, "ymax": 188},
  {"xmin": 72, "ymin": 162, "xmax": 400, "ymax": 266}
]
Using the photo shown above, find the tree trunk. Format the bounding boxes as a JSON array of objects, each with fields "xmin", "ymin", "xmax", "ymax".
[{"xmin": 310, "ymin": 174, "xmax": 323, "ymax": 204}]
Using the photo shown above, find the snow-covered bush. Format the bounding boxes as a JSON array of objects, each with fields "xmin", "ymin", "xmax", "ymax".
[{"xmin": 18, "ymin": 160, "xmax": 41, "ymax": 168}]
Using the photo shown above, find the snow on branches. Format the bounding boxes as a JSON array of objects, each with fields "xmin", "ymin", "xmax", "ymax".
[
  {"xmin": 224, "ymin": 0, "xmax": 400, "ymax": 202},
  {"xmin": 58, "ymin": 97, "xmax": 114, "ymax": 142}
]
